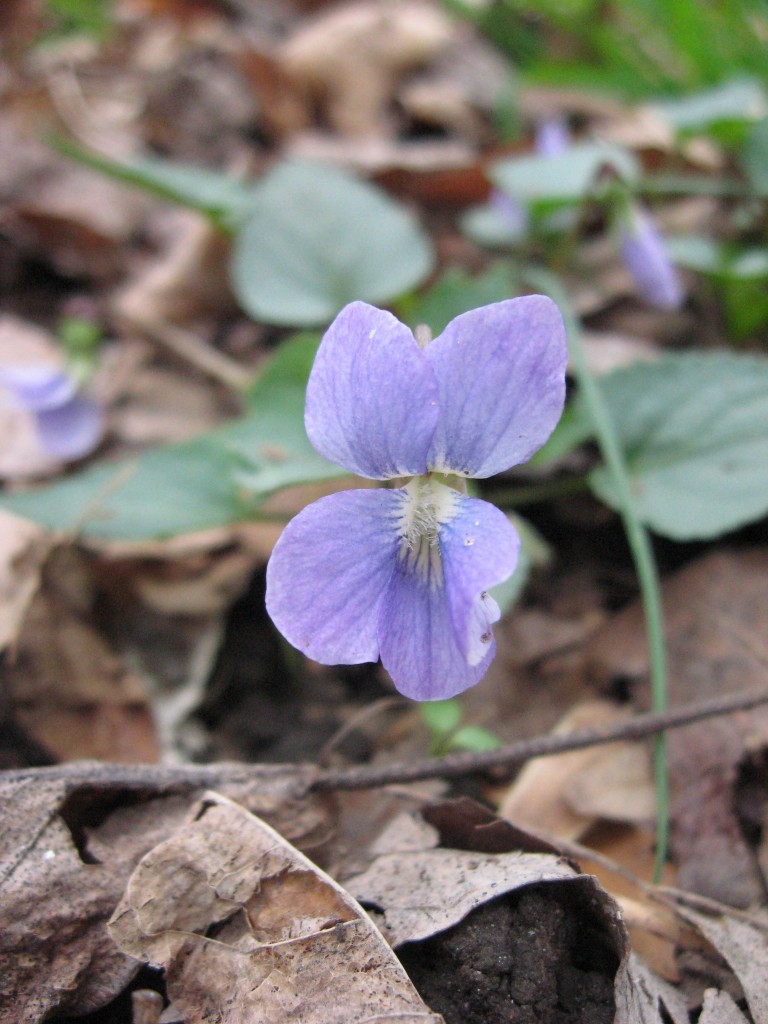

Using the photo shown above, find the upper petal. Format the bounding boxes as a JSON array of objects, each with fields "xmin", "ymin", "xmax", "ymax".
[
  {"xmin": 266, "ymin": 487, "xmax": 401, "ymax": 665},
  {"xmin": 1, "ymin": 365, "xmax": 77, "ymax": 412},
  {"xmin": 439, "ymin": 496, "xmax": 520, "ymax": 666},
  {"xmin": 425, "ymin": 296, "xmax": 567, "ymax": 478},
  {"xmin": 305, "ymin": 302, "xmax": 439, "ymax": 480}
]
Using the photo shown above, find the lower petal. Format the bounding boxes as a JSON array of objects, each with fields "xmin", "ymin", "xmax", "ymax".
[
  {"xmin": 266, "ymin": 488, "xmax": 401, "ymax": 665},
  {"xmin": 440, "ymin": 496, "xmax": 520, "ymax": 666},
  {"xmin": 36, "ymin": 396, "xmax": 104, "ymax": 460},
  {"xmin": 377, "ymin": 551, "xmax": 495, "ymax": 701}
]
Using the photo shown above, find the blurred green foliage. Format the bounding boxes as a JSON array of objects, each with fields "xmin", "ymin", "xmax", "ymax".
[{"xmin": 444, "ymin": 0, "xmax": 768, "ymax": 96}]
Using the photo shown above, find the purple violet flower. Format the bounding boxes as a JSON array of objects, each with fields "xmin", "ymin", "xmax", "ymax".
[
  {"xmin": 0, "ymin": 364, "xmax": 103, "ymax": 460},
  {"xmin": 266, "ymin": 298, "xmax": 567, "ymax": 701},
  {"xmin": 619, "ymin": 207, "xmax": 684, "ymax": 310}
]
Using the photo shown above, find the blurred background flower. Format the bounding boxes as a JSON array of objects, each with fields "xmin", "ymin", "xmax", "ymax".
[{"xmin": 0, "ymin": 364, "xmax": 104, "ymax": 462}]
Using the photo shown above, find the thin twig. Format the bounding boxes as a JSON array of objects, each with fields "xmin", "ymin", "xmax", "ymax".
[
  {"xmin": 311, "ymin": 687, "xmax": 768, "ymax": 790},
  {"xmin": 3, "ymin": 688, "xmax": 767, "ymax": 794},
  {"xmin": 122, "ymin": 315, "xmax": 253, "ymax": 392}
]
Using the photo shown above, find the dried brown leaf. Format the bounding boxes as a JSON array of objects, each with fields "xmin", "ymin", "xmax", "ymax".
[
  {"xmin": 0, "ymin": 764, "xmax": 320, "ymax": 1022},
  {"xmin": 109, "ymin": 791, "xmax": 443, "ymax": 1024},
  {"xmin": 6, "ymin": 556, "xmax": 161, "ymax": 763},
  {"xmin": 8, "ymin": 165, "xmax": 146, "ymax": 280},
  {"xmin": 350, "ymin": 801, "xmax": 642, "ymax": 1024},
  {"xmin": 587, "ymin": 549, "xmax": 768, "ymax": 907},
  {"xmin": 0, "ymin": 509, "xmax": 51, "ymax": 653},
  {"xmin": 112, "ymin": 211, "xmax": 235, "ymax": 327},
  {"xmin": 672, "ymin": 904, "xmax": 768, "ymax": 1024},
  {"xmin": 346, "ymin": 812, "xmax": 614, "ymax": 948}
]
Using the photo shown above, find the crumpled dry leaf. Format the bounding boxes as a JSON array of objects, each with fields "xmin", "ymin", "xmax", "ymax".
[
  {"xmin": 280, "ymin": 1, "xmax": 453, "ymax": 137},
  {"xmin": 699, "ymin": 989, "xmax": 750, "ymax": 1024},
  {"xmin": 7, "ymin": 163, "xmax": 147, "ymax": 280},
  {"xmin": 586, "ymin": 549, "xmax": 768, "ymax": 907},
  {"xmin": 0, "ymin": 763, "xmax": 320, "ymax": 1023},
  {"xmin": 109, "ymin": 790, "xmax": 442, "ymax": 1024},
  {"xmin": 0, "ymin": 775, "xmax": 176, "ymax": 1023},
  {"xmin": 672, "ymin": 903, "xmax": 768, "ymax": 1024},
  {"xmin": 614, "ymin": 952, "xmax": 690, "ymax": 1024}
]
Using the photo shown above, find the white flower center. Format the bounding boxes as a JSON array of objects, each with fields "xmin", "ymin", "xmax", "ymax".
[{"xmin": 395, "ymin": 477, "xmax": 460, "ymax": 585}]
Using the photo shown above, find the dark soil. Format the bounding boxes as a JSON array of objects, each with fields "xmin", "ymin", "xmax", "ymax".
[{"xmin": 397, "ymin": 884, "xmax": 618, "ymax": 1024}]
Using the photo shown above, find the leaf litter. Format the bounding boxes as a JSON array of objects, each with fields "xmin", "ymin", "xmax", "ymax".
[{"xmin": 1, "ymin": 0, "xmax": 768, "ymax": 1021}]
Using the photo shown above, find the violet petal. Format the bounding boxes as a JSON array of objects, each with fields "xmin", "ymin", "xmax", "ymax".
[
  {"xmin": 377, "ymin": 544, "xmax": 496, "ymax": 701},
  {"xmin": 620, "ymin": 209, "xmax": 684, "ymax": 310},
  {"xmin": 266, "ymin": 488, "xmax": 401, "ymax": 665},
  {"xmin": 0, "ymin": 365, "xmax": 77, "ymax": 412},
  {"xmin": 305, "ymin": 301, "xmax": 439, "ymax": 480},
  {"xmin": 425, "ymin": 296, "xmax": 568, "ymax": 478},
  {"xmin": 440, "ymin": 496, "xmax": 520, "ymax": 666},
  {"xmin": 376, "ymin": 491, "xmax": 512, "ymax": 700},
  {"xmin": 35, "ymin": 395, "xmax": 103, "ymax": 459}
]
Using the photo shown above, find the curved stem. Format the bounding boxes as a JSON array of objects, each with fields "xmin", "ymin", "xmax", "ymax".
[
  {"xmin": 526, "ymin": 268, "xmax": 669, "ymax": 883},
  {"xmin": 485, "ymin": 473, "xmax": 590, "ymax": 509}
]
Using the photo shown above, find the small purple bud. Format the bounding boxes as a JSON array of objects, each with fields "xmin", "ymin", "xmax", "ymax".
[
  {"xmin": 0, "ymin": 364, "xmax": 103, "ymax": 461},
  {"xmin": 535, "ymin": 116, "xmax": 571, "ymax": 157},
  {"xmin": 619, "ymin": 207, "xmax": 684, "ymax": 310}
]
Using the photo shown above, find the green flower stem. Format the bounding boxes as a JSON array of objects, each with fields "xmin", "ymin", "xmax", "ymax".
[
  {"xmin": 485, "ymin": 473, "xmax": 590, "ymax": 509},
  {"xmin": 527, "ymin": 268, "xmax": 669, "ymax": 883}
]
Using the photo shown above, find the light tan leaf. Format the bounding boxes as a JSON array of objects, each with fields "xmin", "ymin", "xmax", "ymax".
[
  {"xmin": 280, "ymin": 1, "xmax": 453, "ymax": 137},
  {"xmin": 109, "ymin": 791, "xmax": 443, "ymax": 1024},
  {"xmin": 349, "ymin": 802, "xmax": 633, "ymax": 1024},
  {"xmin": 498, "ymin": 700, "xmax": 654, "ymax": 841}
]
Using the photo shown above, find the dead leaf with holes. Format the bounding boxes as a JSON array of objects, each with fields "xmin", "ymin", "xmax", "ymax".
[
  {"xmin": 109, "ymin": 791, "xmax": 442, "ymax": 1024},
  {"xmin": 0, "ymin": 764, "xmax": 320, "ymax": 1024}
]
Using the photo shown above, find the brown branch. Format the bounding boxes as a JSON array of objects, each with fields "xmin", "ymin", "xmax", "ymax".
[
  {"xmin": 3, "ymin": 688, "xmax": 768, "ymax": 794},
  {"xmin": 311, "ymin": 686, "xmax": 768, "ymax": 791}
]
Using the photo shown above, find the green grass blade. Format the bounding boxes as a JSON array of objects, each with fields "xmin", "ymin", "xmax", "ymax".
[{"xmin": 526, "ymin": 268, "xmax": 669, "ymax": 883}]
